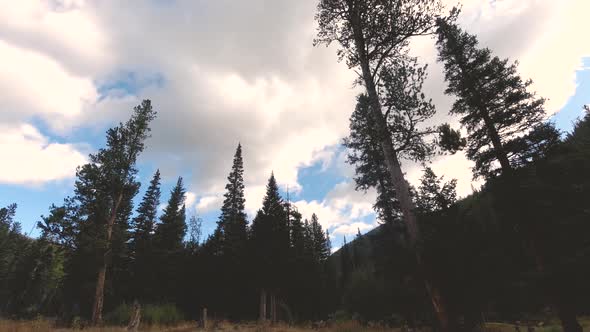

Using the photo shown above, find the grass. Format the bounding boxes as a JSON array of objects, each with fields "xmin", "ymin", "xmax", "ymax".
[{"xmin": 1, "ymin": 317, "xmax": 589, "ymax": 331}]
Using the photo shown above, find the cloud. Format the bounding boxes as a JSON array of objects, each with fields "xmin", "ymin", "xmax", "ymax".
[
  {"xmin": 293, "ymin": 181, "xmax": 376, "ymax": 231},
  {"xmin": 0, "ymin": 39, "xmax": 98, "ymax": 131},
  {"xmin": 185, "ymin": 191, "xmax": 197, "ymax": 209},
  {"xmin": 196, "ymin": 195, "xmax": 224, "ymax": 214},
  {"xmin": 0, "ymin": 124, "xmax": 87, "ymax": 185},
  {"xmin": 332, "ymin": 222, "xmax": 376, "ymax": 236}
]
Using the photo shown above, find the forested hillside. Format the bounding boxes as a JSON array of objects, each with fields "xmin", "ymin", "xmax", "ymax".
[{"xmin": 1, "ymin": 1, "xmax": 589, "ymax": 331}]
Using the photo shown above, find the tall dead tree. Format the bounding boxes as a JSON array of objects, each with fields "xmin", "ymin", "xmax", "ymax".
[{"xmin": 315, "ymin": 1, "xmax": 458, "ymax": 330}]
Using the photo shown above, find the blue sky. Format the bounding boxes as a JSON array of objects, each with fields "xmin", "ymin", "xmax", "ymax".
[{"xmin": 1, "ymin": 1, "xmax": 589, "ymax": 250}]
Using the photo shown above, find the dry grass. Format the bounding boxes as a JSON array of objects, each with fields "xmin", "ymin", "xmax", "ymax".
[{"xmin": 1, "ymin": 317, "xmax": 589, "ymax": 332}]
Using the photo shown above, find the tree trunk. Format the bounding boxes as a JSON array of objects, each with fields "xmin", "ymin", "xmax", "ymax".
[
  {"xmin": 350, "ymin": 11, "xmax": 454, "ymax": 331},
  {"xmin": 259, "ymin": 289, "xmax": 267, "ymax": 322},
  {"xmin": 126, "ymin": 300, "xmax": 141, "ymax": 331},
  {"xmin": 270, "ymin": 292, "xmax": 277, "ymax": 323},
  {"xmin": 91, "ymin": 193, "xmax": 124, "ymax": 325},
  {"xmin": 479, "ymin": 109, "xmax": 512, "ymax": 173}
]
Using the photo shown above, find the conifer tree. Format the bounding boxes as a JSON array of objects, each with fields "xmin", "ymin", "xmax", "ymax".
[
  {"xmin": 316, "ymin": 2, "xmax": 458, "ymax": 327},
  {"xmin": 153, "ymin": 177, "xmax": 186, "ymax": 302},
  {"xmin": 435, "ymin": 21, "xmax": 559, "ymax": 178},
  {"xmin": 250, "ymin": 173, "xmax": 289, "ymax": 322},
  {"xmin": 72, "ymin": 100, "xmax": 156, "ymax": 324},
  {"xmin": 216, "ymin": 144, "xmax": 248, "ymax": 260},
  {"xmin": 155, "ymin": 177, "xmax": 187, "ymax": 252},
  {"xmin": 436, "ymin": 22, "xmax": 581, "ymax": 332},
  {"xmin": 210, "ymin": 144, "xmax": 249, "ymax": 318},
  {"xmin": 309, "ymin": 214, "xmax": 330, "ymax": 263},
  {"xmin": 130, "ymin": 169, "xmax": 161, "ymax": 301},
  {"xmin": 414, "ymin": 167, "xmax": 457, "ymax": 213}
]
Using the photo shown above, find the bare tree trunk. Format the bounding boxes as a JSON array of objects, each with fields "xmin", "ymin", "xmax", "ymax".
[
  {"xmin": 350, "ymin": 19, "xmax": 454, "ymax": 332},
  {"xmin": 201, "ymin": 308, "xmax": 208, "ymax": 329},
  {"xmin": 270, "ymin": 291, "xmax": 277, "ymax": 324},
  {"xmin": 127, "ymin": 300, "xmax": 141, "ymax": 331},
  {"xmin": 91, "ymin": 193, "xmax": 124, "ymax": 325},
  {"xmin": 259, "ymin": 289, "xmax": 267, "ymax": 322}
]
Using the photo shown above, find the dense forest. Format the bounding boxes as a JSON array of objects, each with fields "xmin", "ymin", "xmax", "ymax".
[{"xmin": 1, "ymin": 1, "xmax": 589, "ymax": 332}]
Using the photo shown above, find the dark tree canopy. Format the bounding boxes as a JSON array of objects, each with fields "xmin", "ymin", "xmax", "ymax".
[
  {"xmin": 155, "ymin": 177, "xmax": 187, "ymax": 252},
  {"xmin": 436, "ymin": 21, "xmax": 556, "ymax": 178}
]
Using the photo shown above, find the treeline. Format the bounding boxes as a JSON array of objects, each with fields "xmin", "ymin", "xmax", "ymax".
[{"xmin": 0, "ymin": 103, "xmax": 333, "ymax": 324}]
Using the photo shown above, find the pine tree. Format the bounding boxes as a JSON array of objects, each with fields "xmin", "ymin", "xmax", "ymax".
[
  {"xmin": 315, "ymin": 2, "xmax": 458, "ymax": 327},
  {"xmin": 250, "ymin": 173, "xmax": 289, "ymax": 322},
  {"xmin": 216, "ymin": 144, "xmax": 248, "ymax": 260},
  {"xmin": 155, "ymin": 177, "xmax": 187, "ymax": 252},
  {"xmin": 414, "ymin": 167, "xmax": 457, "ymax": 213},
  {"xmin": 435, "ymin": 21, "xmax": 559, "ymax": 178},
  {"xmin": 131, "ymin": 170, "xmax": 161, "ymax": 252},
  {"xmin": 72, "ymin": 100, "xmax": 156, "ymax": 324},
  {"xmin": 436, "ymin": 22, "xmax": 582, "ymax": 332},
  {"xmin": 309, "ymin": 214, "xmax": 330, "ymax": 263},
  {"xmin": 153, "ymin": 177, "xmax": 186, "ymax": 302},
  {"xmin": 208, "ymin": 144, "xmax": 250, "ymax": 319},
  {"xmin": 129, "ymin": 169, "xmax": 161, "ymax": 301}
]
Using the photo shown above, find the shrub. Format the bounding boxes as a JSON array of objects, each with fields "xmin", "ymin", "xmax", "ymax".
[{"xmin": 105, "ymin": 303, "xmax": 184, "ymax": 326}]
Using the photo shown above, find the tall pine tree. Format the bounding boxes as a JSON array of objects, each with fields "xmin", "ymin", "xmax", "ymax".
[
  {"xmin": 212, "ymin": 144, "xmax": 250, "ymax": 319},
  {"xmin": 72, "ymin": 100, "xmax": 156, "ymax": 324},
  {"xmin": 216, "ymin": 144, "xmax": 248, "ymax": 261},
  {"xmin": 130, "ymin": 169, "xmax": 161, "ymax": 302},
  {"xmin": 436, "ymin": 21, "xmax": 559, "ymax": 178},
  {"xmin": 436, "ymin": 21, "xmax": 581, "ymax": 332},
  {"xmin": 250, "ymin": 173, "xmax": 289, "ymax": 322},
  {"xmin": 154, "ymin": 177, "xmax": 187, "ymax": 302},
  {"xmin": 155, "ymin": 177, "xmax": 187, "ymax": 253}
]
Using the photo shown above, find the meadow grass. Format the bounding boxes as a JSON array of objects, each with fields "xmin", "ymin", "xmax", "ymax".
[{"xmin": 1, "ymin": 317, "xmax": 589, "ymax": 331}]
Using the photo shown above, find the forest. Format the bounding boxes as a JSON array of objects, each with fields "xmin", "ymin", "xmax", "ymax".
[{"xmin": 1, "ymin": 1, "xmax": 589, "ymax": 332}]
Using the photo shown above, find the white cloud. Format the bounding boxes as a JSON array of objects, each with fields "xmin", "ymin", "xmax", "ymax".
[
  {"xmin": 332, "ymin": 222, "xmax": 376, "ymax": 236},
  {"xmin": 185, "ymin": 191, "xmax": 197, "ymax": 209},
  {"xmin": 293, "ymin": 181, "xmax": 376, "ymax": 232},
  {"xmin": 196, "ymin": 195, "xmax": 224, "ymax": 214},
  {"xmin": 0, "ymin": 40, "xmax": 98, "ymax": 131},
  {"xmin": 0, "ymin": 124, "xmax": 87, "ymax": 185}
]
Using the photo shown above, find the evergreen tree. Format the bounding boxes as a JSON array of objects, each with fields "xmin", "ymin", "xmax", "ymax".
[
  {"xmin": 155, "ymin": 177, "xmax": 187, "ymax": 253},
  {"xmin": 414, "ymin": 167, "xmax": 457, "ymax": 213},
  {"xmin": 210, "ymin": 144, "xmax": 250, "ymax": 319},
  {"xmin": 153, "ymin": 177, "xmax": 186, "ymax": 302},
  {"xmin": 72, "ymin": 100, "xmax": 156, "ymax": 323},
  {"xmin": 250, "ymin": 173, "xmax": 289, "ymax": 322},
  {"xmin": 436, "ymin": 22, "xmax": 581, "ymax": 332},
  {"xmin": 316, "ymin": 2, "xmax": 459, "ymax": 326},
  {"xmin": 344, "ymin": 94, "xmax": 402, "ymax": 227},
  {"xmin": 129, "ymin": 169, "xmax": 161, "ymax": 302},
  {"xmin": 309, "ymin": 214, "xmax": 330, "ymax": 263},
  {"xmin": 216, "ymin": 144, "xmax": 248, "ymax": 260},
  {"xmin": 436, "ymin": 21, "xmax": 559, "ymax": 178}
]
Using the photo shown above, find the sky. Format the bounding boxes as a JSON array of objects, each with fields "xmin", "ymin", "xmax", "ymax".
[{"xmin": 0, "ymin": 0, "xmax": 589, "ymax": 250}]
